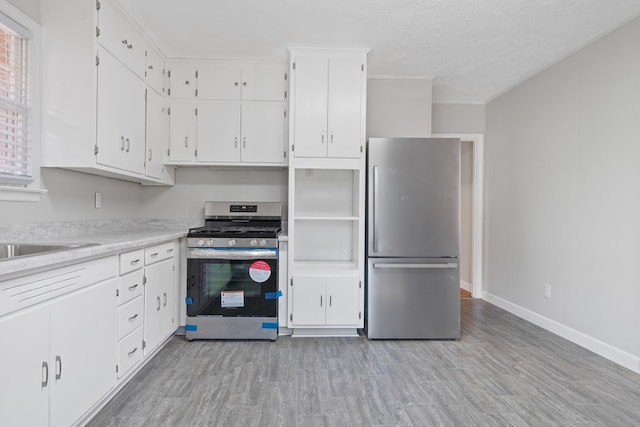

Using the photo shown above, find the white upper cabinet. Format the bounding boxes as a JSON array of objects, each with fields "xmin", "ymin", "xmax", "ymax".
[
  {"xmin": 169, "ymin": 66, "xmax": 198, "ymax": 99},
  {"xmin": 145, "ymin": 46, "xmax": 165, "ymax": 95},
  {"xmin": 198, "ymin": 64, "xmax": 285, "ymax": 101},
  {"xmin": 97, "ymin": 0, "xmax": 146, "ymax": 78},
  {"xmin": 167, "ymin": 61, "xmax": 287, "ymax": 166},
  {"xmin": 41, "ymin": 0, "xmax": 174, "ymax": 185},
  {"xmin": 145, "ymin": 88, "xmax": 169, "ymax": 179},
  {"xmin": 290, "ymin": 49, "xmax": 367, "ymax": 160}
]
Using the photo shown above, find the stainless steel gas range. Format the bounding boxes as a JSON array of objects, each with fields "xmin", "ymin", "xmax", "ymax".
[{"xmin": 185, "ymin": 201, "xmax": 282, "ymax": 340}]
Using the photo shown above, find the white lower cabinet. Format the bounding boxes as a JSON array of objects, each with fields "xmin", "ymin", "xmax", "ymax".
[
  {"xmin": 290, "ymin": 275, "xmax": 360, "ymax": 327},
  {"xmin": 143, "ymin": 256, "xmax": 175, "ymax": 355},
  {"xmin": 0, "ymin": 278, "xmax": 117, "ymax": 427}
]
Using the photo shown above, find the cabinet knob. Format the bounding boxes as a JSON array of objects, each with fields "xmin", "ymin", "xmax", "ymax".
[
  {"xmin": 121, "ymin": 39, "xmax": 128, "ymax": 45},
  {"xmin": 185, "ymin": 80, "xmax": 190, "ymax": 85},
  {"xmin": 148, "ymin": 65, "xmax": 154, "ymax": 70},
  {"xmin": 234, "ymin": 82, "xmax": 239, "ymax": 86},
  {"xmin": 243, "ymin": 82, "xmax": 247, "ymax": 87}
]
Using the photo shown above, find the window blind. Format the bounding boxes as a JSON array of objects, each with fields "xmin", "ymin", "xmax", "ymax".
[{"xmin": 0, "ymin": 16, "xmax": 30, "ymax": 185}]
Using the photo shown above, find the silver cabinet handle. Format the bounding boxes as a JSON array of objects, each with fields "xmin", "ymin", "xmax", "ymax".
[
  {"xmin": 330, "ymin": 131, "xmax": 334, "ymax": 144},
  {"xmin": 128, "ymin": 347, "xmax": 138, "ymax": 356},
  {"xmin": 148, "ymin": 65, "xmax": 154, "ymax": 70},
  {"xmin": 120, "ymin": 136, "xmax": 125, "ymax": 151},
  {"xmin": 234, "ymin": 136, "xmax": 238, "ymax": 148},
  {"xmin": 373, "ymin": 263, "xmax": 458, "ymax": 269},
  {"xmin": 121, "ymin": 39, "xmax": 128, "ymax": 46},
  {"xmin": 320, "ymin": 294, "xmax": 323, "ymax": 307},
  {"xmin": 184, "ymin": 136, "xmax": 189, "ymax": 148},
  {"xmin": 129, "ymin": 313, "xmax": 139, "ymax": 321},
  {"xmin": 372, "ymin": 165, "xmax": 379, "ymax": 252},
  {"xmin": 243, "ymin": 137, "xmax": 246, "ymax": 149},
  {"xmin": 55, "ymin": 355, "xmax": 62, "ymax": 380},
  {"xmin": 329, "ymin": 295, "xmax": 332, "ymax": 306},
  {"xmin": 148, "ymin": 148, "xmax": 152, "ymax": 161},
  {"xmin": 163, "ymin": 292, "xmax": 167, "ymax": 307},
  {"xmin": 41, "ymin": 362, "xmax": 48, "ymax": 388},
  {"xmin": 130, "ymin": 259, "xmax": 140, "ymax": 265},
  {"xmin": 321, "ymin": 131, "xmax": 325, "ymax": 144},
  {"xmin": 128, "ymin": 284, "xmax": 138, "ymax": 291},
  {"xmin": 127, "ymin": 43, "xmax": 133, "ymax": 49},
  {"xmin": 167, "ymin": 248, "xmax": 174, "ymax": 254},
  {"xmin": 150, "ymin": 252, "xmax": 159, "ymax": 258},
  {"xmin": 157, "ymin": 296, "xmax": 161, "ymax": 311},
  {"xmin": 126, "ymin": 138, "xmax": 130, "ymax": 153}
]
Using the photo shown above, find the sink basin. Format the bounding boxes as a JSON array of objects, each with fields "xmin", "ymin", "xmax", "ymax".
[{"xmin": 0, "ymin": 243, "xmax": 98, "ymax": 261}]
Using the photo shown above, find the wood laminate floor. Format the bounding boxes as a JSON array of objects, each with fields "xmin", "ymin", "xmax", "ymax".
[{"xmin": 88, "ymin": 300, "xmax": 640, "ymax": 426}]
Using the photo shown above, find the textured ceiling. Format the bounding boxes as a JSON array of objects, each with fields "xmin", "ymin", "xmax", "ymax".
[{"xmin": 116, "ymin": 0, "xmax": 640, "ymax": 103}]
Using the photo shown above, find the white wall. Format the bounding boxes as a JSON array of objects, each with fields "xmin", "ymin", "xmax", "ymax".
[
  {"xmin": 366, "ymin": 79, "xmax": 432, "ymax": 138},
  {"xmin": 432, "ymin": 103, "xmax": 486, "ymax": 134},
  {"xmin": 0, "ymin": 168, "xmax": 145, "ymax": 225},
  {"xmin": 7, "ymin": 0, "xmax": 39, "ymax": 22},
  {"xmin": 485, "ymin": 15, "xmax": 640, "ymax": 367},
  {"xmin": 140, "ymin": 168, "xmax": 288, "ymax": 221}
]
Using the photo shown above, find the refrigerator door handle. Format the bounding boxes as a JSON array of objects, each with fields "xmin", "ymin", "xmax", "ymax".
[
  {"xmin": 372, "ymin": 165, "xmax": 379, "ymax": 252},
  {"xmin": 372, "ymin": 263, "xmax": 458, "ymax": 269}
]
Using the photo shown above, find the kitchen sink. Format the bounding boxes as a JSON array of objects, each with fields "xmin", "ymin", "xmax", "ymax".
[{"xmin": 0, "ymin": 243, "xmax": 99, "ymax": 261}]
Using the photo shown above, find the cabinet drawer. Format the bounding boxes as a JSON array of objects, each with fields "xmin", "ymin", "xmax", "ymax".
[
  {"xmin": 120, "ymin": 249, "xmax": 144, "ymax": 274},
  {"xmin": 117, "ymin": 327, "xmax": 143, "ymax": 378},
  {"xmin": 118, "ymin": 269, "xmax": 143, "ymax": 305},
  {"xmin": 118, "ymin": 296, "xmax": 143, "ymax": 339},
  {"xmin": 144, "ymin": 242, "xmax": 174, "ymax": 265}
]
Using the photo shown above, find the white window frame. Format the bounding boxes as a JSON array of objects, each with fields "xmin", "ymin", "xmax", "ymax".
[{"xmin": 0, "ymin": 0, "xmax": 45, "ymax": 202}]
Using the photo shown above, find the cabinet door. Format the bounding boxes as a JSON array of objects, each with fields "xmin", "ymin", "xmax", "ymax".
[
  {"xmin": 292, "ymin": 56, "xmax": 328, "ymax": 158},
  {"xmin": 0, "ymin": 306, "xmax": 50, "ymax": 427},
  {"xmin": 291, "ymin": 276, "xmax": 325, "ymax": 325},
  {"xmin": 169, "ymin": 66, "xmax": 197, "ymax": 99},
  {"xmin": 169, "ymin": 101, "xmax": 196, "ymax": 162},
  {"xmin": 145, "ymin": 47, "xmax": 165, "ymax": 95},
  {"xmin": 144, "ymin": 258, "xmax": 174, "ymax": 355},
  {"xmin": 196, "ymin": 102, "xmax": 241, "ymax": 162},
  {"xmin": 146, "ymin": 88, "xmax": 168, "ymax": 179},
  {"xmin": 96, "ymin": 48, "xmax": 145, "ymax": 175},
  {"xmin": 241, "ymin": 65, "xmax": 285, "ymax": 101},
  {"xmin": 97, "ymin": 0, "xmax": 146, "ymax": 78},
  {"xmin": 241, "ymin": 103, "xmax": 285, "ymax": 164},
  {"xmin": 159, "ymin": 258, "xmax": 176, "ymax": 338},
  {"xmin": 49, "ymin": 279, "xmax": 117, "ymax": 427},
  {"xmin": 325, "ymin": 276, "xmax": 360, "ymax": 325},
  {"xmin": 327, "ymin": 56, "xmax": 364, "ymax": 158},
  {"xmin": 198, "ymin": 65, "xmax": 242, "ymax": 100}
]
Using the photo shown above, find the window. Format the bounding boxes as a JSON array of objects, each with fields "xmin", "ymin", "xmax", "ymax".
[
  {"xmin": 0, "ymin": 1, "xmax": 43, "ymax": 201},
  {"xmin": 0, "ymin": 15, "xmax": 30, "ymax": 185}
]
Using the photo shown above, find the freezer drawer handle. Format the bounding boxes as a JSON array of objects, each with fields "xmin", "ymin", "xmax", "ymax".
[{"xmin": 372, "ymin": 263, "xmax": 457, "ymax": 269}]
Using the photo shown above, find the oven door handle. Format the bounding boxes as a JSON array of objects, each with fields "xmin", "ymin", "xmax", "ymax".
[{"xmin": 188, "ymin": 248, "xmax": 278, "ymax": 260}]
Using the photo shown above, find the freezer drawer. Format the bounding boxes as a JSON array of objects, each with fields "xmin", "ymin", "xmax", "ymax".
[{"xmin": 366, "ymin": 257, "xmax": 460, "ymax": 339}]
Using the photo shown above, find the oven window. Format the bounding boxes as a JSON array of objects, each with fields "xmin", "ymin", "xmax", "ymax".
[{"xmin": 187, "ymin": 258, "xmax": 277, "ymax": 317}]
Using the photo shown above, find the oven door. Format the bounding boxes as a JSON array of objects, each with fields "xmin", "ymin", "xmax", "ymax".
[{"xmin": 187, "ymin": 248, "xmax": 278, "ymax": 317}]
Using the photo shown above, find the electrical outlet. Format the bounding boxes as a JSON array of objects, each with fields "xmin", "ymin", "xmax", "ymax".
[
  {"xmin": 544, "ymin": 284, "xmax": 551, "ymax": 299},
  {"xmin": 95, "ymin": 192, "xmax": 102, "ymax": 209}
]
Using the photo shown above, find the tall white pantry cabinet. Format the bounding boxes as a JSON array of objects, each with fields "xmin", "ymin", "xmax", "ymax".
[{"xmin": 287, "ymin": 48, "xmax": 368, "ymax": 336}]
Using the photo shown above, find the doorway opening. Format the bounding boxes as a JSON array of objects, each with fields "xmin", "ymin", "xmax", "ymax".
[{"xmin": 433, "ymin": 133, "xmax": 484, "ymax": 299}]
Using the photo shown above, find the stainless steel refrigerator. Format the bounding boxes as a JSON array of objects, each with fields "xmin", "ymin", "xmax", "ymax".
[{"xmin": 366, "ymin": 137, "xmax": 460, "ymax": 339}]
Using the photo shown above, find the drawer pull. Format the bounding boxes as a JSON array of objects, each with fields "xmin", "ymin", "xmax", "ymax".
[
  {"xmin": 163, "ymin": 292, "xmax": 167, "ymax": 307},
  {"xmin": 128, "ymin": 313, "xmax": 138, "ymax": 321},
  {"xmin": 157, "ymin": 296, "xmax": 161, "ymax": 311},
  {"xmin": 130, "ymin": 259, "xmax": 140, "ymax": 265},
  {"xmin": 55, "ymin": 355, "xmax": 62, "ymax": 380},
  {"xmin": 41, "ymin": 362, "xmax": 48, "ymax": 388},
  {"xmin": 128, "ymin": 284, "xmax": 139, "ymax": 291},
  {"xmin": 150, "ymin": 252, "xmax": 159, "ymax": 258},
  {"xmin": 167, "ymin": 248, "xmax": 174, "ymax": 254},
  {"xmin": 128, "ymin": 347, "xmax": 138, "ymax": 356}
]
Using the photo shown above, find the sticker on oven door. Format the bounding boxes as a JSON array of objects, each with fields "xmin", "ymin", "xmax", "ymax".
[
  {"xmin": 249, "ymin": 260, "xmax": 271, "ymax": 283},
  {"xmin": 221, "ymin": 290, "xmax": 244, "ymax": 308}
]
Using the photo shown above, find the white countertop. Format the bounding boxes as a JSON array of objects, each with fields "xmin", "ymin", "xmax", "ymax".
[{"xmin": 0, "ymin": 219, "xmax": 198, "ymax": 280}]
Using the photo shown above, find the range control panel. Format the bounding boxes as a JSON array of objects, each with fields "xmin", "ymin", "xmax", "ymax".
[{"xmin": 230, "ymin": 204, "xmax": 258, "ymax": 213}]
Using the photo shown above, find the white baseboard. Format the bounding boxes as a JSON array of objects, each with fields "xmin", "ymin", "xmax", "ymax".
[
  {"xmin": 460, "ymin": 280, "xmax": 472, "ymax": 293},
  {"xmin": 483, "ymin": 292, "xmax": 640, "ymax": 374}
]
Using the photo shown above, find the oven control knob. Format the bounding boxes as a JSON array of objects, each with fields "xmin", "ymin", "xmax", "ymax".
[
  {"xmin": 259, "ymin": 239, "xmax": 267, "ymax": 247},
  {"xmin": 197, "ymin": 239, "xmax": 205, "ymax": 246},
  {"xmin": 207, "ymin": 239, "xmax": 214, "ymax": 246},
  {"xmin": 228, "ymin": 239, "xmax": 236, "ymax": 247},
  {"xmin": 250, "ymin": 239, "xmax": 258, "ymax": 247}
]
